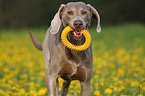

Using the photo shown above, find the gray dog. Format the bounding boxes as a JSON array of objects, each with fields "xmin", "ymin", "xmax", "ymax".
[{"xmin": 29, "ymin": 2, "xmax": 101, "ymax": 96}]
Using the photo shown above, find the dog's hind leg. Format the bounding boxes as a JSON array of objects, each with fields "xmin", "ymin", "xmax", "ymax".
[{"xmin": 61, "ymin": 80, "xmax": 71, "ymax": 96}]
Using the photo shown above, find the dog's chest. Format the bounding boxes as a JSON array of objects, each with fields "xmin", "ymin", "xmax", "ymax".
[
  {"xmin": 57, "ymin": 48, "xmax": 91, "ymax": 82},
  {"xmin": 58, "ymin": 63, "xmax": 86, "ymax": 82}
]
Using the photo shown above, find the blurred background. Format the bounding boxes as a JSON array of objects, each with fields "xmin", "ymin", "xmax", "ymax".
[{"xmin": 0, "ymin": 0, "xmax": 145, "ymax": 28}]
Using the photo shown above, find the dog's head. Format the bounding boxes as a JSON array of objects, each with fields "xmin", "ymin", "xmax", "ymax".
[{"xmin": 50, "ymin": 2, "xmax": 101, "ymax": 40}]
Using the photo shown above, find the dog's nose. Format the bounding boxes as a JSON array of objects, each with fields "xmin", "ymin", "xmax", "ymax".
[{"xmin": 74, "ymin": 20, "xmax": 83, "ymax": 28}]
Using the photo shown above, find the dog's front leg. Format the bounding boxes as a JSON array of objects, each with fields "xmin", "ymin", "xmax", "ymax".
[
  {"xmin": 47, "ymin": 75, "xmax": 59, "ymax": 96},
  {"xmin": 80, "ymin": 81, "xmax": 91, "ymax": 96},
  {"xmin": 45, "ymin": 68, "xmax": 49, "ymax": 91}
]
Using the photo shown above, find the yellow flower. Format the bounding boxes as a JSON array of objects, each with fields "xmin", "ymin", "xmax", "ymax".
[
  {"xmin": 117, "ymin": 49, "xmax": 125, "ymax": 56},
  {"xmin": 19, "ymin": 88, "xmax": 25, "ymax": 94},
  {"xmin": 118, "ymin": 80, "xmax": 123, "ymax": 85},
  {"xmin": 29, "ymin": 90, "xmax": 37, "ymax": 96},
  {"xmin": 75, "ymin": 84, "xmax": 81, "ymax": 89},
  {"xmin": 30, "ymin": 77, "xmax": 36, "ymax": 80},
  {"xmin": 105, "ymin": 88, "xmax": 112, "ymax": 94},
  {"xmin": 1, "ymin": 83, "xmax": 11, "ymax": 88},
  {"xmin": 12, "ymin": 87, "xmax": 17, "ymax": 90},
  {"xmin": 8, "ymin": 80, "xmax": 14, "ymax": 85},
  {"xmin": 114, "ymin": 87, "xmax": 118, "ymax": 92},
  {"xmin": 3, "ymin": 68, "xmax": 9, "ymax": 73},
  {"xmin": 95, "ymin": 83, "xmax": 99, "ymax": 87},
  {"xmin": 138, "ymin": 94, "xmax": 143, "ymax": 96},
  {"xmin": 7, "ymin": 91, "xmax": 12, "ymax": 94},
  {"xmin": 118, "ymin": 86, "xmax": 125, "ymax": 91},
  {"xmin": 118, "ymin": 68, "xmax": 125, "ymax": 76},
  {"xmin": 131, "ymin": 81, "xmax": 138, "ymax": 87},
  {"xmin": 109, "ymin": 85, "xmax": 114, "ymax": 89},
  {"xmin": 0, "ymin": 90, "xmax": 6, "ymax": 95},
  {"xmin": 76, "ymin": 90, "xmax": 80, "ymax": 93},
  {"xmin": 70, "ymin": 90, "xmax": 75, "ymax": 93},
  {"xmin": 113, "ymin": 77, "xmax": 118, "ymax": 81},
  {"xmin": 69, "ymin": 85, "xmax": 74, "ymax": 89},
  {"xmin": 94, "ymin": 75, "xmax": 99, "ymax": 78},
  {"xmin": 37, "ymin": 89, "xmax": 46, "ymax": 95},
  {"xmin": 137, "ymin": 84, "xmax": 142, "ymax": 88},
  {"xmin": 20, "ymin": 74, "xmax": 28, "ymax": 79},
  {"xmin": 94, "ymin": 90, "xmax": 100, "ymax": 95},
  {"xmin": 142, "ymin": 86, "xmax": 145, "ymax": 90},
  {"xmin": 12, "ymin": 92, "xmax": 20, "ymax": 96}
]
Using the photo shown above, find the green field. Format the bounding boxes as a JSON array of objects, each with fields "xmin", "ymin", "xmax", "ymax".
[{"xmin": 0, "ymin": 23, "xmax": 145, "ymax": 96}]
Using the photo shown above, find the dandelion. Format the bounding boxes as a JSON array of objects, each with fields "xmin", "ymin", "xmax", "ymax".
[
  {"xmin": 12, "ymin": 92, "xmax": 20, "ymax": 96},
  {"xmin": 95, "ymin": 83, "xmax": 99, "ymax": 87},
  {"xmin": 1, "ymin": 83, "xmax": 11, "ymax": 88},
  {"xmin": 118, "ymin": 68, "xmax": 125, "ymax": 76},
  {"xmin": 76, "ymin": 90, "xmax": 80, "ymax": 93},
  {"xmin": 105, "ymin": 88, "xmax": 112, "ymax": 94},
  {"xmin": 0, "ymin": 90, "xmax": 6, "ymax": 95},
  {"xmin": 37, "ymin": 89, "xmax": 46, "ymax": 95},
  {"xmin": 114, "ymin": 87, "xmax": 118, "ymax": 92},
  {"xmin": 118, "ymin": 80, "xmax": 123, "ymax": 84},
  {"xmin": 94, "ymin": 75, "xmax": 99, "ymax": 78},
  {"xmin": 118, "ymin": 86, "xmax": 125, "ymax": 92},
  {"xmin": 3, "ymin": 68, "xmax": 9, "ymax": 73},
  {"xmin": 131, "ymin": 81, "xmax": 138, "ymax": 87},
  {"xmin": 19, "ymin": 88, "xmax": 25, "ymax": 94},
  {"xmin": 20, "ymin": 74, "xmax": 28, "ymax": 79},
  {"xmin": 94, "ymin": 90, "xmax": 100, "ymax": 95},
  {"xmin": 70, "ymin": 90, "xmax": 75, "ymax": 93},
  {"xmin": 109, "ymin": 85, "xmax": 114, "ymax": 89},
  {"xmin": 12, "ymin": 87, "xmax": 17, "ymax": 90},
  {"xmin": 138, "ymin": 94, "xmax": 143, "ymax": 96},
  {"xmin": 75, "ymin": 84, "xmax": 81, "ymax": 89},
  {"xmin": 7, "ymin": 91, "xmax": 12, "ymax": 94},
  {"xmin": 142, "ymin": 87, "xmax": 145, "ymax": 91},
  {"xmin": 29, "ymin": 90, "xmax": 37, "ymax": 96}
]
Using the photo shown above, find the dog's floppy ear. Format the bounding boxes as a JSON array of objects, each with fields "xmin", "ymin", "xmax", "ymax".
[
  {"xmin": 87, "ymin": 4, "xmax": 101, "ymax": 33},
  {"xmin": 50, "ymin": 4, "xmax": 65, "ymax": 34}
]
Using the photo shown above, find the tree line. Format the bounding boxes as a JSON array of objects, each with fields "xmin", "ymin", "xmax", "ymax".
[{"xmin": 0, "ymin": 0, "xmax": 144, "ymax": 28}]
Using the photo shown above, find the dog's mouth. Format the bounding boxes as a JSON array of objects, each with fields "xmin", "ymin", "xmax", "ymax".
[{"xmin": 70, "ymin": 30, "xmax": 83, "ymax": 40}]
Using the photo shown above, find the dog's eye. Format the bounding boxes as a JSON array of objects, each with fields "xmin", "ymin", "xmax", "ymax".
[
  {"xmin": 81, "ymin": 10, "xmax": 87, "ymax": 15},
  {"xmin": 67, "ymin": 11, "xmax": 73, "ymax": 15}
]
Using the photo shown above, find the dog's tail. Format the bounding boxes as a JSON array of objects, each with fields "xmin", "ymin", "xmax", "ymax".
[{"xmin": 28, "ymin": 31, "xmax": 42, "ymax": 51}]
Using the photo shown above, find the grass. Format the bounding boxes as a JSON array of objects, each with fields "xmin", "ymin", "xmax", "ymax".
[{"xmin": 0, "ymin": 23, "xmax": 145, "ymax": 96}]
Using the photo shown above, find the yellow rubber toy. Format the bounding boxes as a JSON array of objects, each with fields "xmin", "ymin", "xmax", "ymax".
[{"xmin": 61, "ymin": 26, "xmax": 91, "ymax": 51}]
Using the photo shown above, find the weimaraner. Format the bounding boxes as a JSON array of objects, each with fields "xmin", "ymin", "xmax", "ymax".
[{"xmin": 28, "ymin": 2, "xmax": 101, "ymax": 96}]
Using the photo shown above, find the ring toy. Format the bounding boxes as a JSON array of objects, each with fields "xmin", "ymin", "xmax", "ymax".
[{"xmin": 61, "ymin": 26, "xmax": 91, "ymax": 51}]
